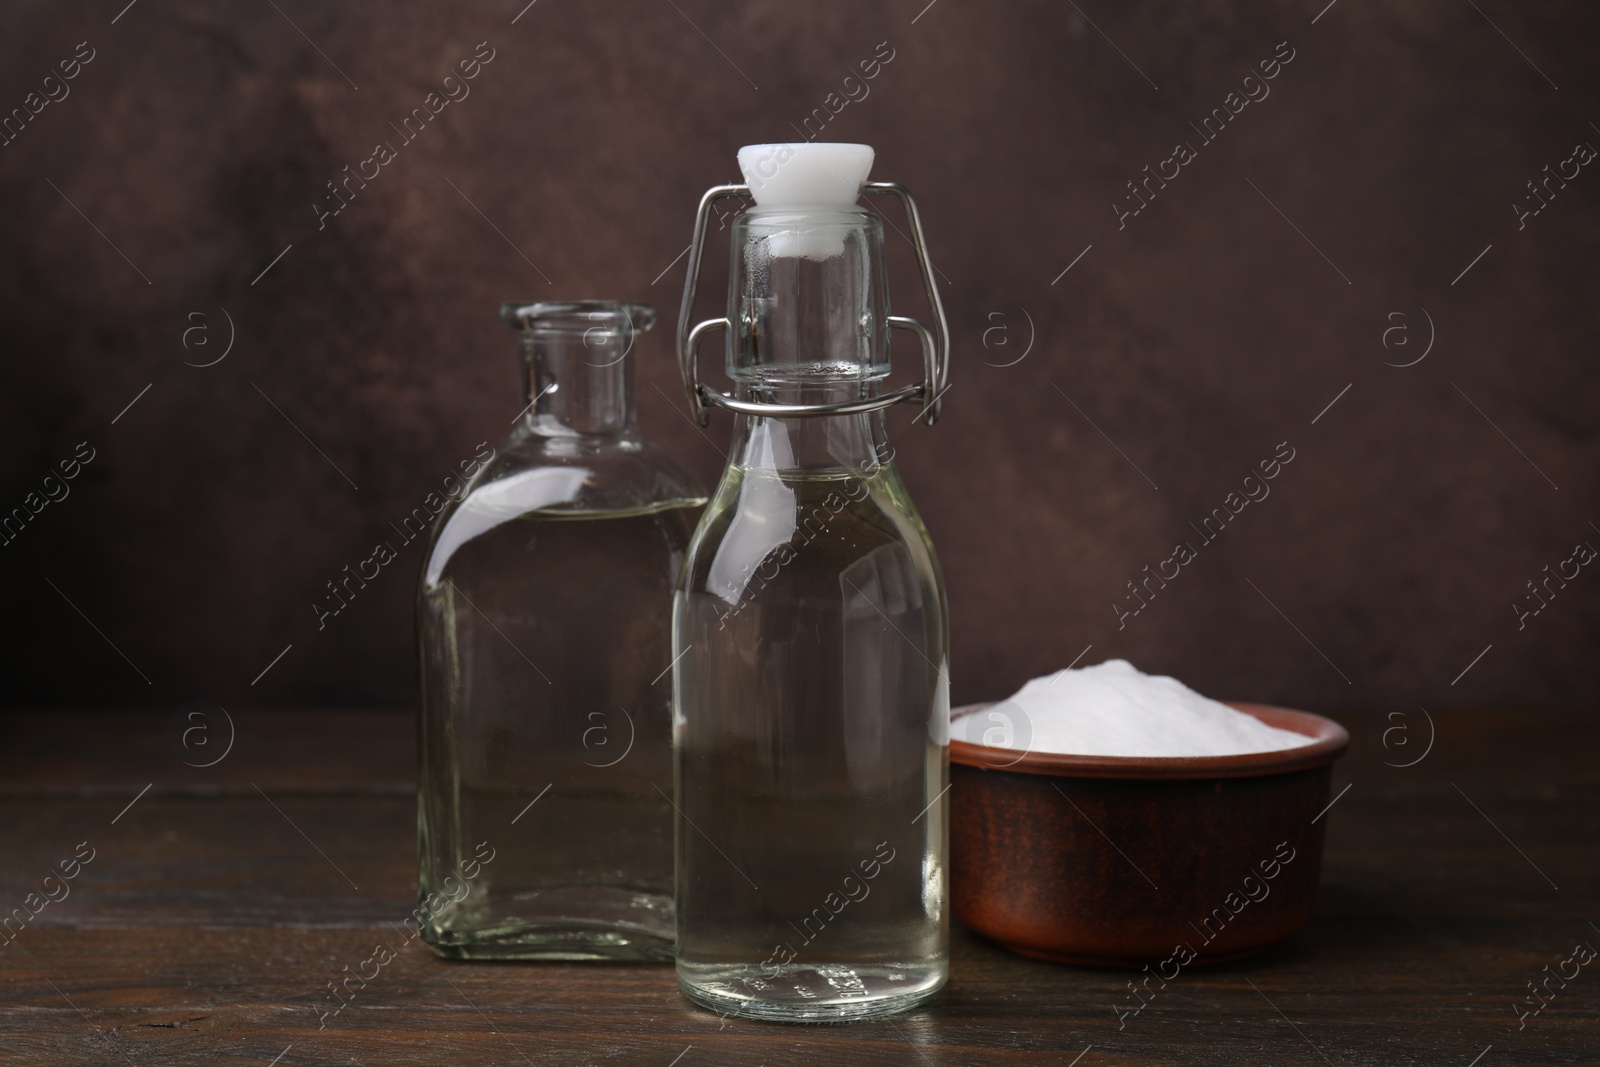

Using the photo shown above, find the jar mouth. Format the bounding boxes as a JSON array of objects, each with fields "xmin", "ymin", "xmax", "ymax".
[
  {"xmin": 500, "ymin": 301, "xmax": 655, "ymax": 335},
  {"xmin": 739, "ymin": 205, "xmax": 871, "ymax": 222}
]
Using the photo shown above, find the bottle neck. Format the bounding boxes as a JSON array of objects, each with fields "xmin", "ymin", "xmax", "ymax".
[
  {"xmin": 728, "ymin": 408, "xmax": 891, "ymax": 474},
  {"xmin": 728, "ymin": 207, "xmax": 889, "ymax": 386},
  {"xmin": 723, "ymin": 207, "xmax": 893, "ymax": 470},
  {"xmin": 517, "ymin": 321, "xmax": 638, "ymax": 440}
]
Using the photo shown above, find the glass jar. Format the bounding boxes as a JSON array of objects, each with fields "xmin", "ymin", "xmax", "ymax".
[
  {"xmin": 417, "ymin": 300, "xmax": 706, "ymax": 960},
  {"xmin": 670, "ymin": 145, "xmax": 952, "ymax": 1020}
]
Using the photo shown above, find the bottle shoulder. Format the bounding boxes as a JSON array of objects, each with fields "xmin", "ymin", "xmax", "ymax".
[
  {"xmin": 420, "ymin": 433, "xmax": 706, "ymax": 589},
  {"xmin": 682, "ymin": 461, "xmax": 943, "ymax": 605},
  {"xmin": 461, "ymin": 433, "xmax": 706, "ymax": 511}
]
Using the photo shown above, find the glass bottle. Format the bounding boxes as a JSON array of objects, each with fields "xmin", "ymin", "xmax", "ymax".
[
  {"xmin": 670, "ymin": 144, "xmax": 952, "ymax": 1020},
  {"xmin": 417, "ymin": 300, "xmax": 706, "ymax": 960}
]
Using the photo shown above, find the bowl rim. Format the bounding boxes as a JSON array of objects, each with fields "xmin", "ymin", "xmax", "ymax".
[{"xmin": 949, "ymin": 701, "xmax": 1350, "ymax": 780}]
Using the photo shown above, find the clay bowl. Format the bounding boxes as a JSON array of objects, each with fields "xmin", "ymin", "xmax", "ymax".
[{"xmin": 949, "ymin": 702, "xmax": 1348, "ymax": 967}]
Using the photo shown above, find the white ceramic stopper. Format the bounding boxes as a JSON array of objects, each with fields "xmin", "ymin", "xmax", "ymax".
[{"xmin": 736, "ymin": 143, "xmax": 875, "ymax": 259}]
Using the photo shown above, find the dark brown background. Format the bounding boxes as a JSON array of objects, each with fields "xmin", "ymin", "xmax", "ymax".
[{"xmin": 2, "ymin": 0, "xmax": 1595, "ymax": 714}]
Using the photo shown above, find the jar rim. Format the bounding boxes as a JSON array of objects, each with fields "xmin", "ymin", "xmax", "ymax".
[
  {"xmin": 500, "ymin": 301, "xmax": 655, "ymax": 334},
  {"xmin": 735, "ymin": 205, "xmax": 873, "ymax": 225}
]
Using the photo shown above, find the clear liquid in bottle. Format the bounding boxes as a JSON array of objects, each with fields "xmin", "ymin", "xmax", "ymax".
[
  {"xmin": 671, "ymin": 143, "xmax": 953, "ymax": 1019},
  {"xmin": 674, "ymin": 462, "xmax": 949, "ymax": 1018},
  {"xmin": 417, "ymin": 301, "xmax": 706, "ymax": 960}
]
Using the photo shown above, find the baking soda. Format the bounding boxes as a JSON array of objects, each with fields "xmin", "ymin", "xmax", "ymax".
[{"xmin": 961, "ymin": 659, "xmax": 1312, "ymax": 757}]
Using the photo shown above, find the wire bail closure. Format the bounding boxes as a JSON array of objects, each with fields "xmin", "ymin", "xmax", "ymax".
[{"xmin": 675, "ymin": 181, "xmax": 950, "ymax": 427}]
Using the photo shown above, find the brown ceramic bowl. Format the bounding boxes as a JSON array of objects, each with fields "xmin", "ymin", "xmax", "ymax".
[{"xmin": 950, "ymin": 702, "xmax": 1349, "ymax": 967}]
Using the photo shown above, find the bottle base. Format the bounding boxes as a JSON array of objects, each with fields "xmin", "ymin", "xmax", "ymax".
[
  {"xmin": 424, "ymin": 923, "xmax": 675, "ymax": 962},
  {"xmin": 677, "ymin": 961, "xmax": 945, "ymax": 1022}
]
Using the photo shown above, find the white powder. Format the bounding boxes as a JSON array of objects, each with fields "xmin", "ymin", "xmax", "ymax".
[{"xmin": 960, "ymin": 659, "xmax": 1313, "ymax": 758}]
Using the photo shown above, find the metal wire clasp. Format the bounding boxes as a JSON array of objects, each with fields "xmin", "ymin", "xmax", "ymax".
[{"xmin": 675, "ymin": 181, "xmax": 950, "ymax": 427}]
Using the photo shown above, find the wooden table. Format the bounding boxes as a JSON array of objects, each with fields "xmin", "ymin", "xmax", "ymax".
[{"xmin": 2, "ymin": 708, "xmax": 1595, "ymax": 1065}]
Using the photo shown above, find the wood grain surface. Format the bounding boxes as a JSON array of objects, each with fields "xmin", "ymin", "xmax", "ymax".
[{"xmin": 1, "ymin": 707, "xmax": 1595, "ymax": 1065}]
